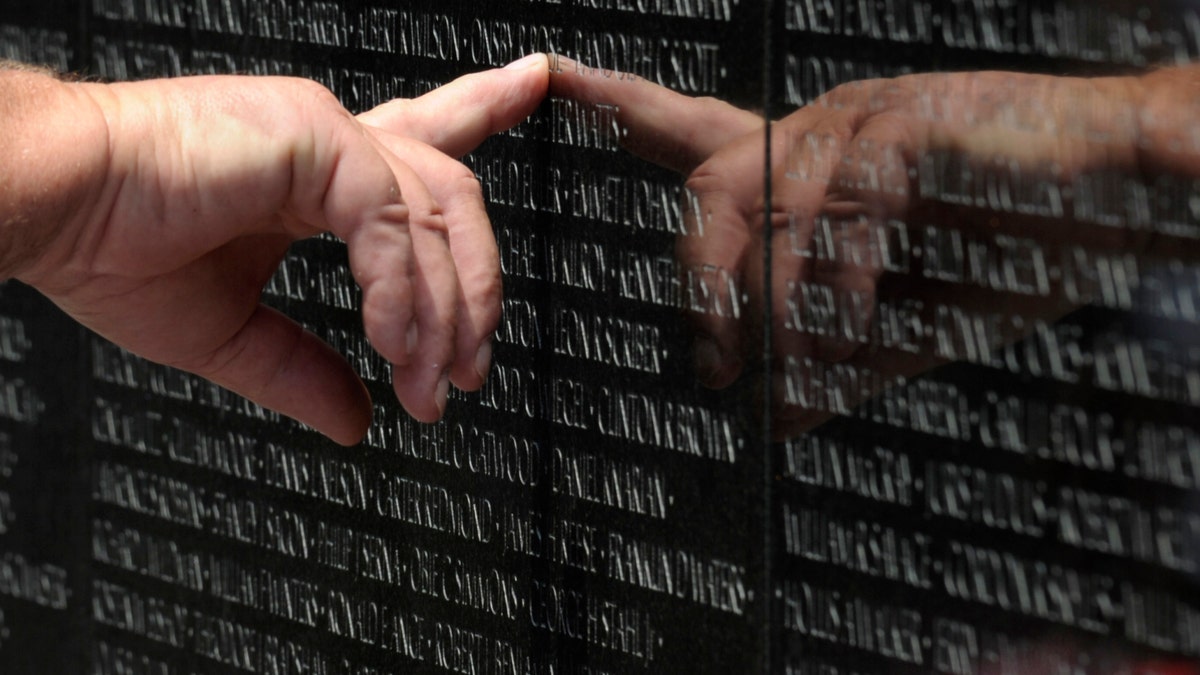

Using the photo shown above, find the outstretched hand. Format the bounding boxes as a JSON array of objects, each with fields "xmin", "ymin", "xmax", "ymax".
[{"xmin": 6, "ymin": 54, "xmax": 550, "ymax": 445}]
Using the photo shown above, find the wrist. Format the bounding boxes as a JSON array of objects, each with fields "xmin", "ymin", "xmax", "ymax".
[{"xmin": 0, "ymin": 70, "xmax": 113, "ymax": 288}]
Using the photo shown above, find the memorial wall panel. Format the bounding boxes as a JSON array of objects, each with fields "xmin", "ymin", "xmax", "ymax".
[{"xmin": 3, "ymin": 0, "xmax": 1200, "ymax": 673}]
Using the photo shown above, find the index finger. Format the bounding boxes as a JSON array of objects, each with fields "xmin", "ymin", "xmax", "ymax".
[
  {"xmin": 547, "ymin": 54, "xmax": 760, "ymax": 174},
  {"xmin": 357, "ymin": 54, "xmax": 551, "ymax": 158}
]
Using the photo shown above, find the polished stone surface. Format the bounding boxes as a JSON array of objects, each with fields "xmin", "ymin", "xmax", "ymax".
[{"xmin": 2, "ymin": 1, "xmax": 1200, "ymax": 672}]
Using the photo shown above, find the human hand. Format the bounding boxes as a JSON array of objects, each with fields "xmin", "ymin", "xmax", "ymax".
[
  {"xmin": 5, "ymin": 54, "xmax": 550, "ymax": 445},
  {"xmin": 550, "ymin": 56, "xmax": 1170, "ymax": 437}
]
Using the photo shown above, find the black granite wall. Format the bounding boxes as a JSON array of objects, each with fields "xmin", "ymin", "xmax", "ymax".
[{"xmin": 2, "ymin": 1, "xmax": 1199, "ymax": 673}]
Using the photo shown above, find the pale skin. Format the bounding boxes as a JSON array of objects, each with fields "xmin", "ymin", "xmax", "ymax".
[
  {"xmin": 0, "ymin": 53, "xmax": 551, "ymax": 446},
  {"xmin": 550, "ymin": 57, "xmax": 1200, "ymax": 437}
]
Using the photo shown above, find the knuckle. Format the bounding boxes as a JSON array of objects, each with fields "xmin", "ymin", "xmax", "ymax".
[
  {"xmin": 684, "ymin": 162, "xmax": 725, "ymax": 196},
  {"xmin": 410, "ymin": 208, "xmax": 449, "ymax": 235},
  {"xmin": 289, "ymin": 77, "xmax": 353, "ymax": 120},
  {"xmin": 447, "ymin": 164, "xmax": 484, "ymax": 200},
  {"xmin": 817, "ymin": 78, "xmax": 883, "ymax": 110},
  {"xmin": 382, "ymin": 97, "xmax": 414, "ymax": 116},
  {"xmin": 473, "ymin": 275, "xmax": 503, "ymax": 324},
  {"xmin": 297, "ymin": 77, "xmax": 339, "ymax": 103}
]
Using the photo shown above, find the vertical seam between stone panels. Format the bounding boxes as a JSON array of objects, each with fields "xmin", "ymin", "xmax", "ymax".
[{"xmin": 759, "ymin": 0, "xmax": 774, "ymax": 670}]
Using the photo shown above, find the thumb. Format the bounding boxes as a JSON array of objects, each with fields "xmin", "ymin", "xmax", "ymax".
[
  {"xmin": 189, "ymin": 303, "xmax": 373, "ymax": 447},
  {"xmin": 357, "ymin": 54, "xmax": 550, "ymax": 158}
]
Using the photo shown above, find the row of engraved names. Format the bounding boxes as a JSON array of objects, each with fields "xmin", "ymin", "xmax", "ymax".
[
  {"xmin": 786, "ymin": 148, "xmax": 1200, "ymax": 240},
  {"xmin": 785, "ymin": 618, "xmax": 1158, "ymax": 675},
  {"xmin": 93, "ymin": 0, "xmax": 740, "ymax": 35},
  {"xmin": 88, "ymin": 11, "xmax": 724, "ymax": 93},
  {"xmin": 85, "ymin": 335, "xmax": 1200, "ymax": 468},
  {"xmin": 784, "ymin": 295, "xmax": 1200, "ymax": 403},
  {"xmin": 91, "ymin": 514, "xmax": 657, "ymax": 662},
  {"xmin": 0, "ymin": 25, "xmax": 70, "ymax": 71},
  {"xmin": 782, "ymin": 355, "xmax": 1200, "ymax": 439},
  {"xmin": 475, "ymin": 153, "xmax": 1200, "ymax": 245},
  {"xmin": 88, "ymin": 0, "xmax": 1200, "ymax": 69},
  {"xmin": 782, "ymin": 458, "xmax": 1200, "ymax": 574},
  {"xmin": 777, "ymin": 571, "xmax": 1198, "ymax": 671},
  {"xmin": 782, "ymin": 0, "xmax": 1200, "ymax": 67},
  {"xmin": 787, "ymin": 416, "xmax": 1200, "ymax": 496},
  {"xmin": 90, "ymin": 340, "xmax": 743, "ymax": 464},
  {"xmin": 90, "ymin": 465, "xmax": 750, "ymax": 616},
  {"xmin": 89, "ymin": 35, "xmax": 442, "ymax": 105},
  {"xmin": 491, "ymin": 223, "xmax": 1191, "ymax": 318},
  {"xmin": 91, "ymin": 576, "xmax": 609, "ymax": 675},
  {"xmin": 92, "ymin": 397, "xmax": 672, "ymax": 521},
  {"xmin": 283, "ymin": 300, "xmax": 665, "ymax": 381}
]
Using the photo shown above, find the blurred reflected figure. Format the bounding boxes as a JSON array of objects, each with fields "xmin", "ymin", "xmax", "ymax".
[{"xmin": 550, "ymin": 55, "xmax": 1200, "ymax": 439}]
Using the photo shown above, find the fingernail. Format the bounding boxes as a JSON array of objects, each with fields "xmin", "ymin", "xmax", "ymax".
[
  {"xmin": 504, "ymin": 53, "xmax": 544, "ymax": 71},
  {"xmin": 406, "ymin": 323, "xmax": 419, "ymax": 357},
  {"xmin": 693, "ymin": 337, "xmax": 723, "ymax": 383},
  {"xmin": 434, "ymin": 371, "xmax": 450, "ymax": 416},
  {"xmin": 474, "ymin": 339, "xmax": 493, "ymax": 381}
]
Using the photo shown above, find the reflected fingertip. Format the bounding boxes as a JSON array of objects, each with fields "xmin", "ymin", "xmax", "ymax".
[
  {"xmin": 693, "ymin": 337, "xmax": 742, "ymax": 389},
  {"xmin": 548, "ymin": 53, "xmax": 571, "ymax": 73},
  {"xmin": 503, "ymin": 53, "xmax": 547, "ymax": 72},
  {"xmin": 814, "ymin": 334, "xmax": 857, "ymax": 363},
  {"xmin": 435, "ymin": 371, "xmax": 450, "ymax": 417},
  {"xmin": 693, "ymin": 337, "xmax": 723, "ymax": 383},
  {"xmin": 473, "ymin": 339, "xmax": 493, "ymax": 382}
]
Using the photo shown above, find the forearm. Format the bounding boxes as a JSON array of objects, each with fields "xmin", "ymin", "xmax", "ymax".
[
  {"xmin": 896, "ymin": 67, "xmax": 1199, "ymax": 256},
  {"xmin": 0, "ymin": 63, "xmax": 110, "ymax": 284}
]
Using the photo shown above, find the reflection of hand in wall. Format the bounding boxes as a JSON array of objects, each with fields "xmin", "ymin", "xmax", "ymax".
[
  {"xmin": 0, "ymin": 54, "xmax": 550, "ymax": 445},
  {"xmin": 551, "ymin": 55, "xmax": 1200, "ymax": 438}
]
